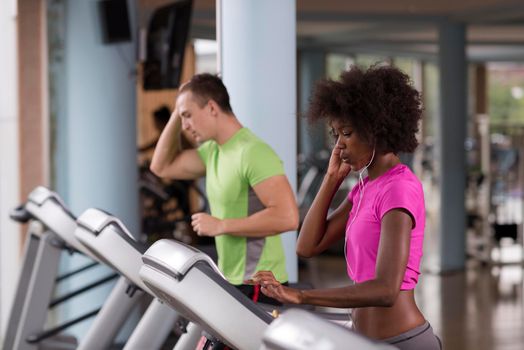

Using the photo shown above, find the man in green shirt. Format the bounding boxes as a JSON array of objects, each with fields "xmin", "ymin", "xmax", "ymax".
[{"xmin": 150, "ymin": 73, "xmax": 298, "ymax": 303}]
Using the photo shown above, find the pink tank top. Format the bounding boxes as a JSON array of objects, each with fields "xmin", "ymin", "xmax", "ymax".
[{"xmin": 346, "ymin": 164, "xmax": 425, "ymax": 290}]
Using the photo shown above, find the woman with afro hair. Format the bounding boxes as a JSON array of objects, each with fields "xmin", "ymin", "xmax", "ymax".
[{"xmin": 250, "ymin": 65, "xmax": 441, "ymax": 349}]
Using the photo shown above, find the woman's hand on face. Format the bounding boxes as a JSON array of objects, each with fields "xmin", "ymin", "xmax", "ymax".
[
  {"xmin": 326, "ymin": 146, "xmax": 352, "ymax": 181},
  {"xmin": 248, "ymin": 271, "xmax": 303, "ymax": 304}
]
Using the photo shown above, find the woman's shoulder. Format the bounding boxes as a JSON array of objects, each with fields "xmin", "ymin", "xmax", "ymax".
[
  {"xmin": 374, "ymin": 164, "xmax": 425, "ymax": 215},
  {"xmin": 380, "ymin": 164, "xmax": 423, "ymax": 192}
]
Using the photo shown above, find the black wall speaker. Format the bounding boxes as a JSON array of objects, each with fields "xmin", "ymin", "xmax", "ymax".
[{"xmin": 98, "ymin": 0, "xmax": 132, "ymax": 44}]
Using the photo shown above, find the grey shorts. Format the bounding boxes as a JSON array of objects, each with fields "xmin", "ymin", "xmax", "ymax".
[{"xmin": 382, "ymin": 321, "xmax": 442, "ymax": 350}]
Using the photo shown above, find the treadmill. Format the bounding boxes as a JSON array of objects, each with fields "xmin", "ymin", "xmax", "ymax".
[
  {"xmin": 2, "ymin": 186, "xmax": 127, "ymax": 350},
  {"xmin": 140, "ymin": 239, "xmax": 388, "ymax": 350},
  {"xmin": 139, "ymin": 239, "xmax": 275, "ymax": 350},
  {"xmin": 74, "ymin": 208, "xmax": 196, "ymax": 350}
]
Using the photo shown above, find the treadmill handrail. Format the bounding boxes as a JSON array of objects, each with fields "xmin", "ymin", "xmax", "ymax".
[
  {"xmin": 28, "ymin": 186, "xmax": 76, "ymax": 219},
  {"xmin": 76, "ymin": 208, "xmax": 135, "ymax": 240},
  {"xmin": 142, "ymin": 239, "xmax": 225, "ymax": 280},
  {"xmin": 10, "ymin": 204, "xmax": 33, "ymax": 223}
]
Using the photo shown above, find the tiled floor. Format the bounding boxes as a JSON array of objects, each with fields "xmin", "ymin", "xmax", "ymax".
[{"xmin": 299, "ymin": 255, "xmax": 524, "ymax": 350}]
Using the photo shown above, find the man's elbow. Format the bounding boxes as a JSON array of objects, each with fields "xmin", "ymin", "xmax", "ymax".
[
  {"xmin": 150, "ymin": 162, "xmax": 173, "ymax": 179},
  {"xmin": 289, "ymin": 209, "xmax": 299, "ymax": 230},
  {"xmin": 149, "ymin": 162, "xmax": 163, "ymax": 177},
  {"xmin": 271, "ymin": 207, "xmax": 298, "ymax": 232},
  {"xmin": 282, "ymin": 209, "xmax": 299, "ymax": 232}
]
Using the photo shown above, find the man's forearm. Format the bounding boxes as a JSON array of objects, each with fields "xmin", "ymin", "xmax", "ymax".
[
  {"xmin": 150, "ymin": 114, "xmax": 182, "ymax": 176},
  {"xmin": 222, "ymin": 207, "xmax": 298, "ymax": 238}
]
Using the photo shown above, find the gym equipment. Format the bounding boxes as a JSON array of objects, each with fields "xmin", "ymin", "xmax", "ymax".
[
  {"xmin": 139, "ymin": 239, "xmax": 275, "ymax": 350},
  {"xmin": 139, "ymin": 239, "xmax": 373, "ymax": 350},
  {"xmin": 74, "ymin": 208, "xmax": 192, "ymax": 350},
  {"xmin": 2, "ymin": 187, "xmax": 120, "ymax": 350},
  {"xmin": 260, "ymin": 308, "xmax": 396, "ymax": 350}
]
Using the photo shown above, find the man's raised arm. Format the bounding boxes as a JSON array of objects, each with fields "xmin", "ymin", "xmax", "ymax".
[{"xmin": 150, "ymin": 110, "xmax": 205, "ymax": 180}]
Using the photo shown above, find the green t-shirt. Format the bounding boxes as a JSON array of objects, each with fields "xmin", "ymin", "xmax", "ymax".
[{"xmin": 197, "ymin": 128, "xmax": 288, "ymax": 285}]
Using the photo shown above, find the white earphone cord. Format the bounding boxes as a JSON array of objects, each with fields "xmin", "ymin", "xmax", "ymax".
[
  {"xmin": 344, "ymin": 147, "xmax": 375, "ymax": 278},
  {"xmin": 343, "ymin": 147, "xmax": 375, "ymax": 329}
]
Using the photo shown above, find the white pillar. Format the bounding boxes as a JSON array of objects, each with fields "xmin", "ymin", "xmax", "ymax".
[
  {"xmin": 51, "ymin": 0, "xmax": 139, "ymax": 338},
  {"xmin": 0, "ymin": 0, "xmax": 20, "ymax": 339},
  {"xmin": 65, "ymin": 0, "xmax": 138, "ymax": 229},
  {"xmin": 218, "ymin": 0, "xmax": 298, "ymax": 282}
]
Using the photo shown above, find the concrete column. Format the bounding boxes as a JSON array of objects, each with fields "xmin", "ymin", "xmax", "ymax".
[
  {"xmin": 437, "ymin": 20, "xmax": 467, "ymax": 272},
  {"xmin": 218, "ymin": 0, "xmax": 298, "ymax": 282},
  {"xmin": 298, "ymin": 50, "xmax": 326, "ymax": 158},
  {"xmin": 50, "ymin": 0, "xmax": 139, "ymax": 338},
  {"xmin": 65, "ymin": 0, "xmax": 138, "ymax": 229},
  {"xmin": 0, "ymin": 0, "xmax": 20, "ymax": 339}
]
